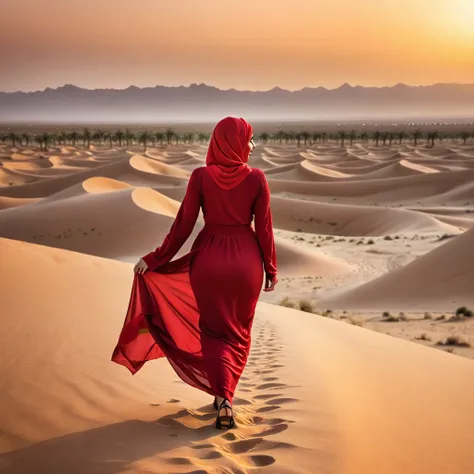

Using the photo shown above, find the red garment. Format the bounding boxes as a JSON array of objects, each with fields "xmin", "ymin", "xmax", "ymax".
[
  {"xmin": 205, "ymin": 117, "xmax": 253, "ymax": 190},
  {"xmin": 112, "ymin": 166, "xmax": 277, "ymax": 402}
]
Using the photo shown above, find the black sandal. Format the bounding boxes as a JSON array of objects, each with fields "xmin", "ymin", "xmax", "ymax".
[
  {"xmin": 215, "ymin": 399, "xmax": 234, "ymax": 429},
  {"xmin": 213, "ymin": 397, "xmax": 218, "ymax": 410}
]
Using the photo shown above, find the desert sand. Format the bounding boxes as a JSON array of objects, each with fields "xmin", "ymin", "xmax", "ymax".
[{"xmin": 1, "ymin": 138, "xmax": 474, "ymax": 473}]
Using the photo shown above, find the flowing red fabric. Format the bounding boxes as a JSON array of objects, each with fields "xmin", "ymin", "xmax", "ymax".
[
  {"xmin": 205, "ymin": 116, "xmax": 253, "ymax": 190},
  {"xmin": 111, "ymin": 164, "xmax": 277, "ymax": 402}
]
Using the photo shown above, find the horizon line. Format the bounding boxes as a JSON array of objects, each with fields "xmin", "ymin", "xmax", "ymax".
[{"xmin": 2, "ymin": 81, "xmax": 474, "ymax": 94}]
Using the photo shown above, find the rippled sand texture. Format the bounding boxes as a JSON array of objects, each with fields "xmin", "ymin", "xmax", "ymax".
[{"xmin": 1, "ymin": 140, "xmax": 474, "ymax": 474}]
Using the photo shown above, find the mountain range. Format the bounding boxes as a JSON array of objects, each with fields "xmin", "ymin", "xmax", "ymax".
[{"xmin": 1, "ymin": 83, "xmax": 473, "ymax": 123}]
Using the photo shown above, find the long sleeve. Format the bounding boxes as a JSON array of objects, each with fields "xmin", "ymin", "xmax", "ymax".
[
  {"xmin": 142, "ymin": 168, "xmax": 202, "ymax": 271},
  {"xmin": 254, "ymin": 172, "xmax": 277, "ymax": 280}
]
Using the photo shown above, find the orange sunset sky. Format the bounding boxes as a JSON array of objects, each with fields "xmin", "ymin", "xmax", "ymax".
[{"xmin": 1, "ymin": 0, "xmax": 473, "ymax": 93}]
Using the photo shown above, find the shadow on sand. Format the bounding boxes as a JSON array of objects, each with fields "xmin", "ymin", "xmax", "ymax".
[{"xmin": 0, "ymin": 405, "xmax": 217, "ymax": 474}]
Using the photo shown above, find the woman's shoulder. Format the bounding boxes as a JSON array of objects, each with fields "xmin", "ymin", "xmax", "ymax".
[{"xmin": 249, "ymin": 167, "xmax": 268, "ymax": 185}]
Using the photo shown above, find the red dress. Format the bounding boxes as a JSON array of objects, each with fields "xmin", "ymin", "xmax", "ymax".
[{"xmin": 112, "ymin": 166, "xmax": 277, "ymax": 402}]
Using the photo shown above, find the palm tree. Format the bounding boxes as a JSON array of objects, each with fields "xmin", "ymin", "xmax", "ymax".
[
  {"xmin": 349, "ymin": 130, "xmax": 357, "ymax": 146},
  {"xmin": 36, "ymin": 132, "xmax": 55, "ymax": 151},
  {"xmin": 427, "ymin": 131, "xmax": 439, "ymax": 147},
  {"xmin": 397, "ymin": 131, "xmax": 406, "ymax": 145},
  {"xmin": 296, "ymin": 132, "xmax": 302, "ymax": 147},
  {"xmin": 460, "ymin": 131, "xmax": 471, "ymax": 145},
  {"xmin": 183, "ymin": 132, "xmax": 195, "ymax": 144},
  {"xmin": 5, "ymin": 133, "xmax": 20, "ymax": 146},
  {"xmin": 155, "ymin": 131, "xmax": 165, "ymax": 145},
  {"xmin": 197, "ymin": 132, "xmax": 209, "ymax": 144},
  {"xmin": 321, "ymin": 132, "xmax": 328, "ymax": 143},
  {"xmin": 114, "ymin": 130, "xmax": 125, "ymax": 146},
  {"xmin": 68, "ymin": 131, "xmax": 80, "ymax": 146},
  {"xmin": 83, "ymin": 128, "xmax": 92, "ymax": 148},
  {"xmin": 104, "ymin": 131, "xmax": 114, "ymax": 148},
  {"xmin": 21, "ymin": 132, "xmax": 32, "ymax": 147},
  {"xmin": 34, "ymin": 134, "xmax": 43, "ymax": 150},
  {"xmin": 312, "ymin": 132, "xmax": 322, "ymax": 144},
  {"xmin": 165, "ymin": 128, "xmax": 175, "ymax": 145},
  {"xmin": 174, "ymin": 133, "xmax": 181, "ymax": 145},
  {"xmin": 259, "ymin": 132, "xmax": 270, "ymax": 144},
  {"xmin": 125, "ymin": 128, "xmax": 135, "ymax": 147},
  {"xmin": 138, "ymin": 131, "xmax": 154, "ymax": 152},
  {"xmin": 57, "ymin": 131, "xmax": 68, "ymax": 145},
  {"xmin": 381, "ymin": 132, "xmax": 389, "ymax": 146},
  {"xmin": 373, "ymin": 131, "xmax": 381, "ymax": 146},
  {"xmin": 338, "ymin": 131, "xmax": 347, "ymax": 147},
  {"xmin": 274, "ymin": 130, "xmax": 285, "ymax": 144},
  {"xmin": 360, "ymin": 132, "xmax": 369, "ymax": 143},
  {"xmin": 92, "ymin": 128, "xmax": 106, "ymax": 146},
  {"xmin": 301, "ymin": 131, "xmax": 310, "ymax": 146},
  {"xmin": 413, "ymin": 130, "xmax": 422, "ymax": 147},
  {"xmin": 388, "ymin": 132, "xmax": 395, "ymax": 146}
]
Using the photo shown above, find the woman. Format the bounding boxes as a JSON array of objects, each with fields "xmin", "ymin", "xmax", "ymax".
[{"xmin": 112, "ymin": 116, "xmax": 278, "ymax": 429}]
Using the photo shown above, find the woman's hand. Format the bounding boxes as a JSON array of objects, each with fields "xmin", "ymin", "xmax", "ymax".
[
  {"xmin": 263, "ymin": 275, "xmax": 278, "ymax": 292},
  {"xmin": 133, "ymin": 258, "xmax": 148, "ymax": 274}
]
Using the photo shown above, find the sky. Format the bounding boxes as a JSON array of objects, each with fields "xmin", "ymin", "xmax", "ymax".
[{"xmin": 1, "ymin": 0, "xmax": 473, "ymax": 93}]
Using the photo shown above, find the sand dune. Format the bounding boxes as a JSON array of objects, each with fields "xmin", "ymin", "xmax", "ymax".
[
  {"xmin": 322, "ymin": 226, "xmax": 474, "ymax": 311},
  {"xmin": 270, "ymin": 196, "xmax": 459, "ymax": 236},
  {"xmin": 274, "ymin": 235, "xmax": 352, "ymax": 276},
  {"xmin": 0, "ymin": 156, "xmax": 188, "ymax": 198},
  {"xmin": 0, "ymin": 196, "xmax": 41, "ymax": 210},
  {"xmin": 0, "ymin": 187, "xmax": 191, "ymax": 261},
  {"xmin": 1, "ymin": 238, "xmax": 474, "ymax": 474},
  {"xmin": 1, "ymin": 180, "xmax": 325, "ymax": 276},
  {"xmin": 268, "ymin": 169, "xmax": 474, "ymax": 205},
  {"xmin": 2, "ymin": 140, "xmax": 474, "ymax": 473}
]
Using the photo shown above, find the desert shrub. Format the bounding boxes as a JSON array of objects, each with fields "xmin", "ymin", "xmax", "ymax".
[
  {"xmin": 298, "ymin": 300, "xmax": 314, "ymax": 313},
  {"xmin": 384, "ymin": 235, "xmax": 393, "ymax": 241},
  {"xmin": 321, "ymin": 309, "xmax": 333, "ymax": 317},
  {"xmin": 437, "ymin": 234, "xmax": 455, "ymax": 242},
  {"xmin": 382, "ymin": 311, "xmax": 399, "ymax": 322},
  {"xmin": 279, "ymin": 297, "xmax": 297, "ymax": 309},
  {"xmin": 348, "ymin": 315, "xmax": 364, "ymax": 327},
  {"xmin": 455, "ymin": 306, "xmax": 473, "ymax": 318},
  {"xmin": 415, "ymin": 333, "xmax": 431, "ymax": 341},
  {"xmin": 436, "ymin": 336, "xmax": 471, "ymax": 347},
  {"xmin": 423, "ymin": 312, "xmax": 433, "ymax": 320},
  {"xmin": 399, "ymin": 312, "xmax": 409, "ymax": 321},
  {"xmin": 435, "ymin": 314, "xmax": 446, "ymax": 321},
  {"xmin": 367, "ymin": 239, "xmax": 375, "ymax": 245}
]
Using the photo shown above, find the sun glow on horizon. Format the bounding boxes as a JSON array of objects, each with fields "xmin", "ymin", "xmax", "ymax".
[{"xmin": 1, "ymin": 0, "xmax": 474, "ymax": 92}]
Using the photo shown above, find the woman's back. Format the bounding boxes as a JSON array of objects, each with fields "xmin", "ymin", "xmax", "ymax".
[{"xmin": 199, "ymin": 166, "xmax": 266, "ymax": 227}]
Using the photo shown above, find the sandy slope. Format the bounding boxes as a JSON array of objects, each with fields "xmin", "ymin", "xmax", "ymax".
[
  {"xmin": 321, "ymin": 226, "xmax": 474, "ymax": 311},
  {"xmin": 1, "ymin": 238, "xmax": 474, "ymax": 474},
  {"xmin": 2, "ymin": 141, "xmax": 474, "ymax": 473}
]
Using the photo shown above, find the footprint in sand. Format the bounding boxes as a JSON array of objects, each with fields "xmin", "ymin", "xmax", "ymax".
[
  {"xmin": 264, "ymin": 397, "xmax": 298, "ymax": 405},
  {"xmin": 256, "ymin": 405, "xmax": 281, "ymax": 413},
  {"xmin": 256, "ymin": 382, "xmax": 288, "ymax": 390},
  {"xmin": 254, "ymin": 393, "xmax": 283, "ymax": 400},
  {"xmin": 245, "ymin": 454, "xmax": 276, "ymax": 467}
]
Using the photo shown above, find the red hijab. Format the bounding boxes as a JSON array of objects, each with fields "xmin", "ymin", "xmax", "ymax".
[{"xmin": 205, "ymin": 117, "xmax": 253, "ymax": 190}]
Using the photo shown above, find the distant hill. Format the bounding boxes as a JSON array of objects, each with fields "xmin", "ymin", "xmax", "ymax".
[{"xmin": 1, "ymin": 82, "xmax": 474, "ymax": 123}]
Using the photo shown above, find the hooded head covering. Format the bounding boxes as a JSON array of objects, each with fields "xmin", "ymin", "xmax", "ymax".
[{"xmin": 205, "ymin": 116, "xmax": 253, "ymax": 190}]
